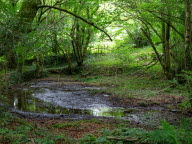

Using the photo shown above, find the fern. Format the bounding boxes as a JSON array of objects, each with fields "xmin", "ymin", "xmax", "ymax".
[{"xmin": 145, "ymin": 121, "xmax": 180, "ymax": 144}]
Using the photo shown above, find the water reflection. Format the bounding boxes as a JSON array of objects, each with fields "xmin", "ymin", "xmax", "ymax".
[
  {"xmin": 13, "ymin": 97, "xmax": 18, "ymax": 108},
  {"xmin": 4, "ymin": 88, "xmax": 129, "ymax": 117},
  {"xmin": 90, "ymin": 105, "xmax": 125, "ymax": 117},
  {"xmin": 2, "ymin": 84, "xmax": 184, "ymax": 126}
]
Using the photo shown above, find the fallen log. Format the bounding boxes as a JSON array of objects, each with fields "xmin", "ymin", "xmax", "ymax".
[{"xmin": 106, "ymin": 136, "xmax": 138, "ymax": 142}]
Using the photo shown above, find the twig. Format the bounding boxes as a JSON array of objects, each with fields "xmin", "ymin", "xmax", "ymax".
[
  {"xmin": 146, "ymin": 60, "xmax": 159, "ymax": 69},
  {"xmin": 155, "ymin": 84, "xmax": 176, "ymax": 94}
]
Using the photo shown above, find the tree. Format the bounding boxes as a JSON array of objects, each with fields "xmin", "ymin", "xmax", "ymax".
[
  {"xmin": 1, "ymin": 0, "xmax": 41, "ymax": 70},
  {"xmin": 184, "ymin": 0, "xmax": 192, "ymax": 71},
  {"xmin": 0, "ymin": 0, "xmax": 112, "ymax": 73},
  {"xmin": 115, "ymin": 0, "xmax": 190, "ymax": 79},
  {"xmin": 69, "ymin": 0, "xmax": 100, "ymax": 67}
]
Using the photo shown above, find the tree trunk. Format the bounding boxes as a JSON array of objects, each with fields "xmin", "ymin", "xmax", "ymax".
[
  {"xmin": 65, "ymin": 51, "xmax": 73, "ymax": 74},
  {"xmin": 185, "ymin": 0, "xmax": 192, "ymax": 70},
  {"xmin": 184, "ymin": 0, "xmax": 192, "ymax": 106},
  {"xmin": 141, "ymin": 28, "xmax": 164, "ymax": 69},
  {"xmin": 163, "ymin": 23, "xmax": 172, "ymax": 79},
  {"xmin": 6, "ymin": 50, "xmax": 17, "ymax": 69},
  {"xmin": 161, "ymin": 1, "xmax": 172, "ymax": 79},
  {"xmin": 35, "ymin": 53, "xmax": 44, "ymax": 77},
  {"xmin": 71, "ymin": 18, "xmax": 91, "ymax": 67},
  {"xmin": 5, "ymin": 0, "xmax": 41, "ymax": 71},
  {"xmin": 17, "ymin": 54, "xmax": 24, "ymax": 73}
]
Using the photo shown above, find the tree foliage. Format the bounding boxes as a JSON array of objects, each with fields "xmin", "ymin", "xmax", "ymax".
[
  {"xmin": 114, "ymin": 0, "xmax": 191, "ymax": 79},
  {"xmin": 0, "ymin": 0, "xmax": 191, "ymax": 79}
]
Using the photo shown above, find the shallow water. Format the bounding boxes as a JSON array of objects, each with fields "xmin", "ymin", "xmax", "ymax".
[{"xmin": 2, "ymin": 80, "xmax": 184, "ymax": 126}]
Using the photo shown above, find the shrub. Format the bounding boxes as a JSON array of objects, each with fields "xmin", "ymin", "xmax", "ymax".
[{"xmin": 9, "ymin": 70, "xmax": 49, "ymax": 84}]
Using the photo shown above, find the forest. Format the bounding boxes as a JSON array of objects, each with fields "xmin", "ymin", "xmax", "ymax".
[{"xmin": 0, "ymin": 0, "xmax": 192, "ymax": 143}]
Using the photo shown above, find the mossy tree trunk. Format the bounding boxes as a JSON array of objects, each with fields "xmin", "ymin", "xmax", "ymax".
[
  {"xmin": 162, "ymin": 20, "xmax": 172, "ymax": 79},
  {"xmin": 184, "ymin": 0, "xmax": 192, "ymax": 71},
  {"xmin": 35, "ymin": 52, "xmax": 44, "ymax": 77},
  {"xmin": 6, "ymin": 0, "xmax": 41, "ymax": 72},
  {"xmin": 184, "ymin": 0, "xmax": 192, "ymax": 106},
  {"xmin": 71, "ymin": 19, "xmax": 91, "ymax": 67}
]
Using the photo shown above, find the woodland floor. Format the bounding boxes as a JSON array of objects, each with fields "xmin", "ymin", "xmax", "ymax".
[{"xmin": 1, "ymin": 74, "xmax": 191, "ymax": 143}]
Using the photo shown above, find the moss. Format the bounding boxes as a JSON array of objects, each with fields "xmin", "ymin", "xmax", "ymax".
[{"xmin": 16, "ymin": 0, "xmax": 41, "ymax": 32}]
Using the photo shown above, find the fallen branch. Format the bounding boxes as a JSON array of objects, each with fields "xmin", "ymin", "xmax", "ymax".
[
  {"xmin": 155, "ymin": 83, "xmax": 176, "ymax": 94},
  {"xmin": 11, "ymin": 110, "xmax": 27, "ymax": 118},
  {"xmin": 106, "ymin": 136, "xmax": 138, "ymax": 142}
]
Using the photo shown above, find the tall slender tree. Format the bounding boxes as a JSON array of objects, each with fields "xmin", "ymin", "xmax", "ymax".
[{"xmin": 184, "ymin": 0, "xmax": 192, "ymax": 71}]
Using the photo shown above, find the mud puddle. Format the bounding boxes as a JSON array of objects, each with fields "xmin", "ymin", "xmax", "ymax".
[{"xmin": 2, "ymin": 79, "xmax": 185, "ymax": 126}]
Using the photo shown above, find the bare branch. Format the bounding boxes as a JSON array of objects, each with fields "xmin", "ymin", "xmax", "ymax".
[{"xmin": 37, "ymin": 5, "xmax": 112, "ymax": 41}]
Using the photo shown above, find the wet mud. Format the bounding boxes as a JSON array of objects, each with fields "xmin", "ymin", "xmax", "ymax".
[{"xmin": 2, "ymin": 78, "xmax": 186, "ymax": 127}]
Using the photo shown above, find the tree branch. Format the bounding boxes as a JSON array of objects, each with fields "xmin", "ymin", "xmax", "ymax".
[
  {"xmin": 141, "ymin": 28, "xmax": 165, "ymax": 71},
  {"xmin": 143, "ymin": 9, "xmax": 184, "ymax": 23},
  {"xmin": 37, "ymin": 5, "xmax": 112, "ymax": 41},
  {"xmin": 37, "ymin": 1, "xmax": 65, "ymax": 23},
  {"xmin": 144, "ymin": 10, "xmax": 185, "ymax": 39}
]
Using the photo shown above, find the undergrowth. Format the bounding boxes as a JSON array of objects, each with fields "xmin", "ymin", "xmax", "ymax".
[
  {"xmin": 8, "ymin": 69, "xmax": 49, "ymax": 85},
  {"xmin": 78, "ymin": 69, "xmax": 188, "ymax": 100},
  {"xmin": 0, "ymin": 107, "xmax": 192, "ymax": 144},
  {"xmin": 0, "ymin": 108, "xmax": 73, "ymax": 144},
  {"xmin": 79, "ymin": 119, "xmax": 192, "ymax": 144},
  {"xmin": 79, "ymin": 52, "xmax": 189, "ymax": 104}
]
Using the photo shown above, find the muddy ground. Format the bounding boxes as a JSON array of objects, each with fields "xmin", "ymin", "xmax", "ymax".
[{"xmin": 2, "ymin": 76, "xmax": 188, "ymax": 131}]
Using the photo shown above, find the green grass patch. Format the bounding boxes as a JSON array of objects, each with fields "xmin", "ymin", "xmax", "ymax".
[
  {"xmin": 79, "ymin": 73, "xmax": 187, "ymax": 100},
  {"xmin": 80, "ymin": 47, "xmax": 189, "ymax": 100},
  {"xmin": 78, "ymin": 119, "xmax": 192, "ymax": 144},
  {"xmin": 0, "ymin": 108, "xmax": 73, "ymax": 144}
]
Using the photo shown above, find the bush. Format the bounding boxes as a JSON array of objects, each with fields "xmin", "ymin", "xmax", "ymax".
[
  {"xmin": 177, "ymin": 71, "xmax": 192, "ymax": 106},
  {"xmin": 9, "ymin": 70, "xmax": 49, "ymax": 84}
]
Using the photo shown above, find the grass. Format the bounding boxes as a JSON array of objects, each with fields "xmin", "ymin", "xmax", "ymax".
[
  {"xmin": 0, "ymin": 107, "xmax": 116, "ymax": 144},
  {"xmin": 76, "ymin": 46, "xmax": 190, "ymax": 107},
  {"xmin": 78, "ymin": 64, "xmax": 187, "ymax": 106},
  {"xmin": 1, "ymin": 107, "xmax": 192, "ymax": 144}
]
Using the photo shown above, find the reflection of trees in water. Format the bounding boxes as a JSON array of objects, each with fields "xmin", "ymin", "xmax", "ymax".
[
  {"xmin": 6, "ymin": 88, "xmax": 126, "ymax": 117},
  {"xmin": 8, "ymin": 89, "xmax": 37, "ymax": 112}
]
